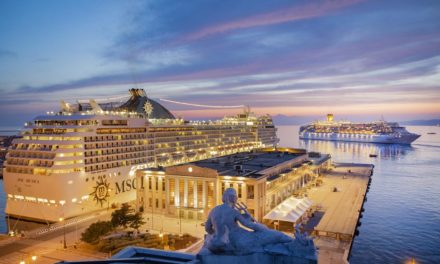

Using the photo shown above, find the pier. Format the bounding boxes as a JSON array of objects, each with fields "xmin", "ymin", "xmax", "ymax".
[{"xmin": 308, "ymin": 163, "xmax": 373, "ymax": 264}]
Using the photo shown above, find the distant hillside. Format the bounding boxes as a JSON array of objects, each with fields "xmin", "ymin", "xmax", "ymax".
[
  {"xmin": 400, "ymin": 119, "xmax": 440, "ymax": 126},
  {"xmin": 272, "ymin": 115, "xmax": 314, "ymax": 125}
]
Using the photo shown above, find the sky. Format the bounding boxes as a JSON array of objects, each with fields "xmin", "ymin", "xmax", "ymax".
[{"xmin": 0, "ymin": 0, "xmax": 439, "ymax": 126}]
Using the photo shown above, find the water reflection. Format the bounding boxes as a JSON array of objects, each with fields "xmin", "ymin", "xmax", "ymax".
[{"xmin": 299, "ymin": 139, "xmax": 413, "ymax": 161}]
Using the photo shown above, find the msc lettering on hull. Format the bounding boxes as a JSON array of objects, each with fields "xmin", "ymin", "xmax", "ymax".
[{"xmin": 114, "ymin": 177, "xmax": 144, "ymax": 194}]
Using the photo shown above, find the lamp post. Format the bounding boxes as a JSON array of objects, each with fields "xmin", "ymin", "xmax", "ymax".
[
  {"xmin": 179, "ymin": 207, "xmax": 182, "ymax": 235},
  {"xmin": 59, "ymin": 217, "xmax": 67, "ymax": 249},
  {"xmin": 151, "ymin": 180, "xmax": 154, "ymax": 230},
  {"xmin": 107, "ymin": 188, "xmax": 111, "ymax": 210}
]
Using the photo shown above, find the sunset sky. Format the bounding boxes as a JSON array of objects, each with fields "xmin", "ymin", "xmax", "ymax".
[{"xmin": 1, "ymin": 0, "xmax": 439, "ymax": 126}]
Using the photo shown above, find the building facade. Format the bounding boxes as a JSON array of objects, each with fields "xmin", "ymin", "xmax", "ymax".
[{"xmin": 136, "ymin": 148, "xmax": 332, "ymax": 224}]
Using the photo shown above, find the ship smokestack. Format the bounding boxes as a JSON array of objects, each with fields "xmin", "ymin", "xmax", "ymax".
[{"xmin": 327, "ymin": 114, "xmax": 334, "ymax": 122}]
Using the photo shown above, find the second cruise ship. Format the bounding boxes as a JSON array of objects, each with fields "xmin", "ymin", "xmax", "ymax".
[
  {"xmin": 299, "ymin": 114, "xmax": 420, "ymax": 144},
  {"xmin": 3, "ymin": 89, "xmax": 278, "ymax": 222}
]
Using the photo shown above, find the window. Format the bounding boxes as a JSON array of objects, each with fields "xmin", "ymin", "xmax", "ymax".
[
  {"xmin": 247, "ymin": 185, "xmax": 254, "ymax": 199},
  {"xmin": 207, "ymin": 182, "xmax": 214, "ymax": 209},
  {"xmin": 197, "ymin": 181, "xmax": 203, "ymax": 208},
  {"xmin": 238, "ymin": 183, "xmax": 242, "ymax": 198},
  {"xmin": 148, "ymin": 177, "xmax": 152, "ymax": 190},
  {"xmin": 188, "ymin": 180, "xmax": 194, "ymax": 207},
  {"xmin": 169, "ymin": 179, "xmax": 175, "ymax": 205}
]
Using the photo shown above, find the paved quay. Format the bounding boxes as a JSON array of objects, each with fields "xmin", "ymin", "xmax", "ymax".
[
  {"xmin": 0, "ymin": 211, "xmax": 111, "ymax": 264},
  {"xmin": 308, "ymin": 163, "xmax": 373, "ymax": 264}
]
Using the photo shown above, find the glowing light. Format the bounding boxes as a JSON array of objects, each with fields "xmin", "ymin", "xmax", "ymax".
[
  {"xmin": 188, "ymin": 167, "xmax": 193, "ymax": 173},
  {"xmin": 159, "ymin": 98, "xmax": 244, "ymax": 108}
]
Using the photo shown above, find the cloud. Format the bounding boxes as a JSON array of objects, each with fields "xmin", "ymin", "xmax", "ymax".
[
  {"xmin": 179, "ymin": 0, "xmax": 363, "ymax": 42},
  {"xmin": 0, "ymin": 49, "xmax": 17, "ymax": 58}
]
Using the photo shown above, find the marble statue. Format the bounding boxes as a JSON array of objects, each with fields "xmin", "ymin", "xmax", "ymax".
[{"xmin": 199, "ymin": 188, "xmax": 317, "ymax": 261}]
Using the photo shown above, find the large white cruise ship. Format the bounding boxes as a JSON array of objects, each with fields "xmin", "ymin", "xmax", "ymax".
[
  {"xmin": 299, "ymin": 114, "xmax": 420, "ymax": 144},
  {"xmin": 3, "ymin": 89, "xmax": 278, "ymax": 222}
]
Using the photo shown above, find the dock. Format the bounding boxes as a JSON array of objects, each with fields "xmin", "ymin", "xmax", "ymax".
[{"xmin": 308, "ymin": 163, "xmax": 373, "ymax": 264}]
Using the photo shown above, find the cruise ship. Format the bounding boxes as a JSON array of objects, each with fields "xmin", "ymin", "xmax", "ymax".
[
  {"xmin": 3, "ymin": 89, "xmax": 278, "ymax": 222},
  {"xmin": 299, "ymin": 114, "xmax": 420, "ymax": 144}
]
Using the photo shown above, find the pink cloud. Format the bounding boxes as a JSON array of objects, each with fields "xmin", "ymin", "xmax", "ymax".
[{"xmin": 181, "ymin": 0, "xmax": 362, "ymax": 42}]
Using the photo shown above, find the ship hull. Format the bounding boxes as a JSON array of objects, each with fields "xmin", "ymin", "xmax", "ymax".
[{"xmin": 299, "ymin": 132, "xmax": 420, "ymax": 145}]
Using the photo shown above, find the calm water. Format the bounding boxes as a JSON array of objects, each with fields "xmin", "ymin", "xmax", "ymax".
[{"xmin": 1, "ymin": 125, "xmax": 440, "ymax": 263}]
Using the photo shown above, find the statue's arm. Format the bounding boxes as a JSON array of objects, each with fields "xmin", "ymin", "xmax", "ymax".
[
  {"xmin": 236, "ymin": 212, "xmax": 265, "ymax": 231},
  {"xmin": 205, "ymin": 213, "xmax": 214, "ymax": 234}
]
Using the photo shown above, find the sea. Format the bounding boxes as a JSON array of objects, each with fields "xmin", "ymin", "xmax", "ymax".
[{"xmin": 1, "ymin": 125, "xmax": 440, "ymax": 263}]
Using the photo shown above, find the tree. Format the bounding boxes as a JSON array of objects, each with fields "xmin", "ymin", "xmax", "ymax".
[
  {"xmin": 111, "ymin": 203, "xmax": 145, "ymax": 232},
  {"xmin": 111, "ymin": 203, "xmax": 132, "ymax": 228},
  {"xmin": 81, "ymin": 221, "xmax": 113, "ymax": 243},
  {"xmin": 129, "ymin": 212, "xmax": 146, "ymax": 232}
]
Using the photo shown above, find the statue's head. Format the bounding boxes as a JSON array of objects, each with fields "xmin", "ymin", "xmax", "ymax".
[{"xmin": 222, "ymin": 188, "xmax": 237, "ymax": 207}]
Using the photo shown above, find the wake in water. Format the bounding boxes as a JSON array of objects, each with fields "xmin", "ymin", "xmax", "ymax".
[{"xmin": 412, "ymin": 143, "xmax": 440, "ymax": 149}]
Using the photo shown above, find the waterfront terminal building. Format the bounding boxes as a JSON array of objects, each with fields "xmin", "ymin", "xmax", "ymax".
[
  {"xmin": 3, "ymin": 89, "xmax": 278, "ymax": 222},
  {"xmin": 136, "ymin": 148, "xmax": 331, "ymax": 223}
]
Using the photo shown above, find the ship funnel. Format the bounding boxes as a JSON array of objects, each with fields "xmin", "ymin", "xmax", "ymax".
[
  {"xmin": 60, "ymin": 100, "xmax": 71, "ymax": 112},
  {"xmin": 327, "ymin": 114, "xmax": 334, "ymax": 122},
  {"xmin": 90, "ymin": 99, "xmax": 103, "ymax": 112}
]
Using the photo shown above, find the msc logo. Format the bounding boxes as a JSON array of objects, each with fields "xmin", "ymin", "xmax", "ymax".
[{"xmin": 90, "ymin": 176, "xmax": 110, "ymax": 207}]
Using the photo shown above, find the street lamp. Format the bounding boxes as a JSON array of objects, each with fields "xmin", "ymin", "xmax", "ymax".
[
  {"xmin": 107, "ymin": 188, "xmax": 112, "ymax": 210},
  {"xmin": 151, "ymin": 182, "xmax": 154, "ymax": 230},
  {"xmin": 59, "ymin": 217, "xmax": 67, "ymax": 249},
  {"xmin": 179, "ymin": 207, "xmax": 182, "ymax": 236}
]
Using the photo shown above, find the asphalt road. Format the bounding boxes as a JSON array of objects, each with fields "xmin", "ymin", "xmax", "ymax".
[{"xmin": 0, "ymin": 211, "xmax": 111, "ymax": 258}]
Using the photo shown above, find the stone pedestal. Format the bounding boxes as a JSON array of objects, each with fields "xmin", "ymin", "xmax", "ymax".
[{"xmin": 198, "ymin": 252, "xmax": 317, "ymax": 264}]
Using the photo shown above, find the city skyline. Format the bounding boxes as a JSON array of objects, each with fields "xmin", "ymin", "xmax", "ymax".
[{"xmin": 1, "ymin": 0, "xmax": 440, "ymax": 126}]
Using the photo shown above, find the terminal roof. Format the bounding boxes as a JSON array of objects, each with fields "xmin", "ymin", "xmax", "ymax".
[{"xmin": 189, "ymin": 150, "xmax": 305, "ymax": 178}]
